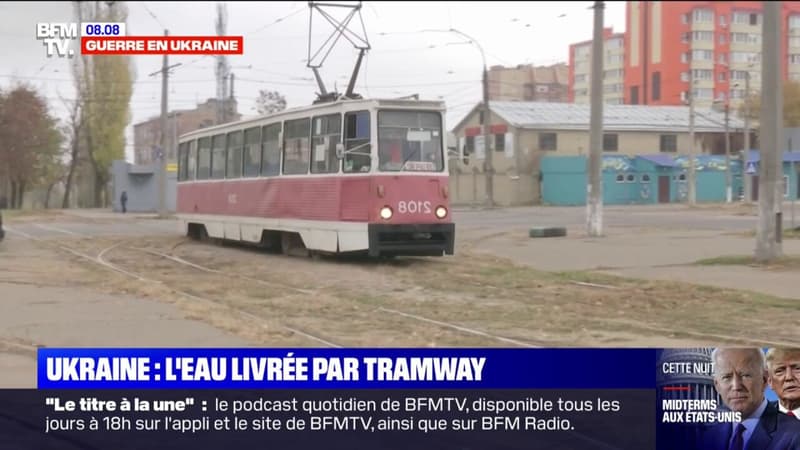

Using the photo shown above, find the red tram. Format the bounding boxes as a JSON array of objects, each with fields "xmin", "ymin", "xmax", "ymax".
[{"xmin": 175, "ymin": 97, "xmax": 455, "ymax": 257}]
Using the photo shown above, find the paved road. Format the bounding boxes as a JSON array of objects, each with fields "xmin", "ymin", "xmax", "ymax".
[{"xmin": 453, "ymin": 203, "xmax": 800, "ymax": 232}]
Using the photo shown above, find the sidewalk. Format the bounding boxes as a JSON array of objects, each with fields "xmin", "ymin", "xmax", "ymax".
[{"xmin": 60, "ymin": 208, "xmax": 172, "ymax": 220}]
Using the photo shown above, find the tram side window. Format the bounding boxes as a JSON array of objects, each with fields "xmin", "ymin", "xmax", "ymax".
[
  {"xmin": 261, "ymin": 123, "xmax": 281, "ymax": 176},
  {"xmin": 343, "ymin": 111, "xmax": 371, "ymax": 173},
  {"xmin": 211, "ymin": 134, "xmax": 226, "ymax": 179},
  {"xmin": 226, "ymin": 130, "xmax": 243, "ymax": 179},
  {"xmin": 197, "ymin": 137, "xmax": 211, "ymax": 180},
  {"xmin": 311, "ymin": 114, "xmax": 341, "ymax": 174},
  {"xmin": 177, "ymin": 142, "xmax": 188, "ymax": 181},
  {"xmin": 243, "ymin": 127, "xmax": 261, "ymax": 177},
  {"xmin": 187, "ymin": 140, "xmax": 197, "ymax": 181},
  {"xmin": 283, "ymin": 118, "xmax": 310, "ymax": 175}
]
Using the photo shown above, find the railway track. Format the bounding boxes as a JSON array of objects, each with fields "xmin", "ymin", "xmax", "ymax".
[{"xmin": 6, "ymin": 226, "xmax": 544, "ymax": 348}]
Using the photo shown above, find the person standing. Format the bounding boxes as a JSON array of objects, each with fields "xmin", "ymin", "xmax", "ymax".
[{"xmin": 120, "ymin": 191, "xmax": 128, "ymax": 214}]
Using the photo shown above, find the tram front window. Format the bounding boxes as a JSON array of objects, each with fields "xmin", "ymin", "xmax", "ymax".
[{"xmin": 378, "ymin": 110, "xmax": 443, "ymax": 172}]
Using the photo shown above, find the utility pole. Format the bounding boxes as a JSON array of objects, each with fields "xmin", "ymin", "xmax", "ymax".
[
  {"xmin": 688, "ymin": 63, "xmax": 697, "ymax": 205},
  {"xmin": 148, "ymin": 29, "xmax": 181, "ymax": 218},
  {"xmin": 743, "ymin": 72, "xmax": 752, "ymax": 203},
  {"xmin": 158, "ymin": 29, "xmax": 168, "ymax": 218},
  {"xmin": 725, "ymin": 104, "xmax": 732, "ymax": 203},
  {"xmin": 756, "ymin": 0, "xmax": 783, "ymax": 262},
  {"xmin": 587, "ymin": 1, "xmax": 604, "ymax": 237},
  {"xmin": 483, "ymin": 62, "xmax": 494, "ymax": 208}
]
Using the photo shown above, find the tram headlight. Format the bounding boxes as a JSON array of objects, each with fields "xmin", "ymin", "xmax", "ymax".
[
  {"xmin": 380, "ymin": 206, "xmax": 393, "ymax": 220},
  {"xmin": 435, "ymin": 206, "xmax": 448, "ymax": 219}
]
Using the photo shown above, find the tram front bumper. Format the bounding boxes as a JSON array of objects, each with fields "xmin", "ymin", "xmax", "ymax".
[{"xmin": 367, "ymin": 223, "xmax": 455, "ymax": 257}]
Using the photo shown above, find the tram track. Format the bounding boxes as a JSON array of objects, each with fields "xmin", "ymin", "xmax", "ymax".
[
  {"xmin": 8, "ymin": 225, "xmax": 544, "ymax": 348},
  {"xmin": 6, "ymin": 227, "xmax": 339, "ymax": 348},
  {"xmin": 113, "ymin": 242, "xmax": 542, "ymax": 348},
  {"xmin": 8, "ymin": 222, "xmax": 784, "ymax": 347}
]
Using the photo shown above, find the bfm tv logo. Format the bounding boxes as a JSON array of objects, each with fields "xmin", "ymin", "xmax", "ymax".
[
  {"xmin": 36, "ymin": 22, "xmax": 125, "ymax": 57},
  {"xmin": 37, "ymin": 23, "xmax": 78, "ymax": 57}
]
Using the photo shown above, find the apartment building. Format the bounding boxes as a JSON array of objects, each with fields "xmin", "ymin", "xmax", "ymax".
[
  {"xmin": 133, "ymin": 98, "xmax": 239, "ymax": 165},
  {"xmin": 487, "ymin": 63, "xmax": 569, "ymax": 102},
  {"xmin": 567, "ymin": 2, "xmax": 800, "ymax": 108},
  {"xmin": 625, "ymin": 1, "xmax": 800, "ymax": 108},
  {"xmin": 568, "ymin": 27, "xmax": 626, "ymax": 104}
]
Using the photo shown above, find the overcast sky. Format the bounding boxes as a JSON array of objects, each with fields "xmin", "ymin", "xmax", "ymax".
[{"xmin": 0, "ymin": 1, "xmax": 626, "ymax": 162}]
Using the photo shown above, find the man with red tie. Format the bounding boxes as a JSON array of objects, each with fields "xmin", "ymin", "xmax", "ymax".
[
  {"xmin": 697, "ymin": 348, "xmax": 800, "ymax": 450},
  {"xmin": 767, "ymin": 348, "xmax": 800, "ymax": 420}
]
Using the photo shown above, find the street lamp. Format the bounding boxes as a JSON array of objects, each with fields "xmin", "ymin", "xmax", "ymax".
[{"xmin": 422, "ymin": 28, "xmax": 493, "ymax": 208}]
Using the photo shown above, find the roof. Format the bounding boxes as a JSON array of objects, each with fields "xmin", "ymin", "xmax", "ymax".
[
  {"xmin": 453, "ymin": 101, "xmax": 745, "ymax": 133},
  {"xmin": 637, "ymin": 154, "xmax": 677, "ymax": 167},
  {"xmin": 746, "ymin": 150, "xmax": 800, "ymax": 163}
]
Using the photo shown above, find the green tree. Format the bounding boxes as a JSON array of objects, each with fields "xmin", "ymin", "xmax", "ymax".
[
  {"xmin": 738, "ymin": 80, "xmax": 800, "ymax": 127},
  {"xmin": 74, "ymin": 1, "xmax": 134, "ymax": 207},
  {"xmin": 0, "ymin": 84, "xmax": 64, "ymax": 209}
]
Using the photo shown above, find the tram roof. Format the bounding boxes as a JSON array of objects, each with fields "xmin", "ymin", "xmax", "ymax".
[{"xmin": 179, "ymin": 97, "xmax": 446, "ymax": 141}]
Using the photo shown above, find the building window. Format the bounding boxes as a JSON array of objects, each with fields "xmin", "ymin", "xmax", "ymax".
[
  {"xmin": 719, "ymin": 33, "xmax": 726, "ymax": 44},
  {"xmin": 465, "ymin": 136, "xmax": 475, "ymax": 156},
  {"xmin": 630, "ymin": 86, "xmax": 639, "ymax": 105},
  {"xmin": 603, "ymin": 133, "xmax": 618, "ymax": 152},
  {"xmin": 616, "ymin": 174, "xmax": 625, "ymax": 183},
  {"xmin": 692, "ymin": 69, "xmax": 713, "ymax": 81},
  {"xmin": 660, "ymin": 134, "xmax": 677, "ymax": 153},
  {"xmin": 692, "ymin": 9, "xmax": 713, "ymax": 23},
  {"xmin": 692, "ymin": 31, "xmax": 713, "ymax": 42},
  {"xmin": 494, "ymin": 134, "xmax": 505, "ymax": 152},
  {"xmin": 789, "ymin": 54, "xmax": 800, "ymax": 65},
  {"xmin": 719, "ymin": 14, "xmax": 727, "ymax": 26},
  {"xmin": 718, "ymin": 72, "xmax": 727, "ymax": 82},
  {"xmin": 691, "ymin": 50, "xmax": 714, "ymax": 61},
  {"xmin": 790, "ymin": 15, "xmax": 800, "ymax": 29},
  {"xmin": 626, "ymin": 174, "xmax": 636, "ymax": 183},
  {"xmin": 539, "ymin": 132, "xmax": 557, "ymax": 151},
  {"xmin": 641, "ymin": 174, "xmax": 651, "ymax": 183},
  {"xmin": 652, "ymin": 72, "xmax": 661, "ymax": 101}
]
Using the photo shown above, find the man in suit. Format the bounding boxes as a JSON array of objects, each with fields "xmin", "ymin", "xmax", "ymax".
[
  {"xmin": 697, "ymin": 348, "xmax": 800, "ymax": 450},
  {"xmin": 766, "ymin": 348, "xmax": 800, "ymax": 420}
]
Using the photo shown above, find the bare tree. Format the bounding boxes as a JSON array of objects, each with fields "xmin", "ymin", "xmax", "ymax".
[{"xmin": 255, "ymin": 90, "xmax": 287, "ymax": 115}]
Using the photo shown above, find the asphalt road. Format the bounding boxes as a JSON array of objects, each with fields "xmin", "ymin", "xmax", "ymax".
[{"xmin": 453, "ymin": 203, "xmax": 800, "ymax": 232}]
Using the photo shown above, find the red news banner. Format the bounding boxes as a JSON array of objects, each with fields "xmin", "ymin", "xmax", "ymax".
[{"xmin": 82, "ymin": 36, "xmax": 243, "ymax": 55}]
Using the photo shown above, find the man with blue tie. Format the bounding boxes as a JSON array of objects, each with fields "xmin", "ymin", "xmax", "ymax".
[{"xmin": 697, "ymin": 348, "xmax": 800, "ymax": 450}]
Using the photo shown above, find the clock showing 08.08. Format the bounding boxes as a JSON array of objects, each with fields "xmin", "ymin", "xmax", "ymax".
[{"xmin": 81, "ymin": 22, "xmax": 126, "ymax": 37}]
